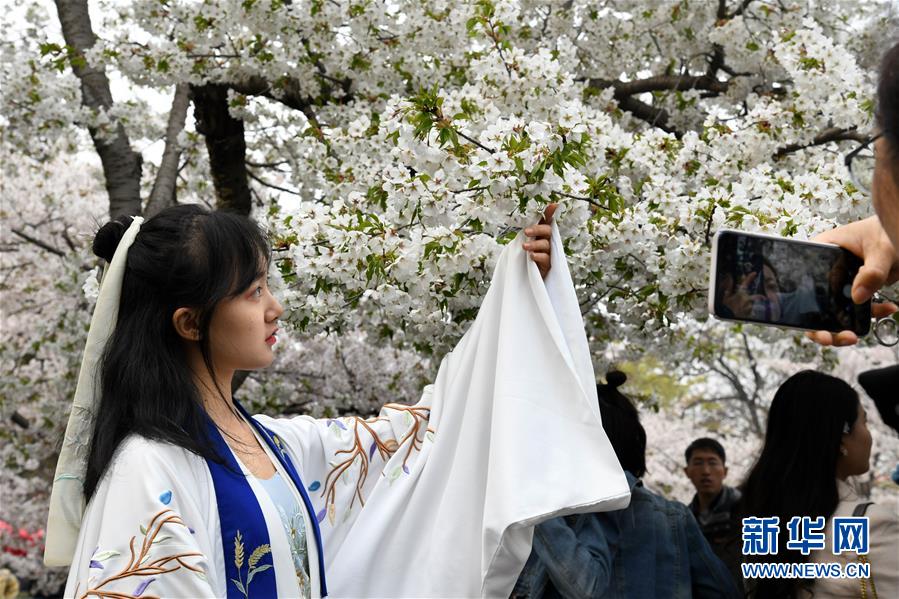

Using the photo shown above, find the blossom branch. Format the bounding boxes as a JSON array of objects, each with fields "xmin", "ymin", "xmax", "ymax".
[
  {"xmin": 246, "ymin": 168, "xmax": 302, "ymax": 196},
  {"xmin": 81, "ymin": 510, "xmax": 203, "ymax": 599},
  {"xmin": 452, "ymin": 126, "xmax": 496, "ymax": 154},
  {"xmin": 551, "ymin": 191, "xmax": 611, "ymax": 212},
  {"xmin": 773, "ymin": 127, "xmax": 867, "ymax": 158}
]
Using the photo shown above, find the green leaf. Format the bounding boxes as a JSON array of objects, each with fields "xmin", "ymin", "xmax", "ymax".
[
  {"xmin": 39, "ymin": 42, "xmax": 62, "ymax": 56},
  {"xmin": 247, "ymin": 564, "xmax": 273, "ymax": 586},
  {"xmin": 194, "ymin": 15, "xmax": 213, "ymax": 31},
  {"xmin": 94, "ymin": 550, "xmax": 121, "ymax": 561},
  {"xmin": 350, "ymin": 52, "xmax": 371, "ymax": 71}
]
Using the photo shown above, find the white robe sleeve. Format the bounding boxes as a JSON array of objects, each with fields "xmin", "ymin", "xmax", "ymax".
[
  {"xmin": 259, "ymin": 221, "xmax": 630, "ymax": 597},
  {"xmin": 63, "ymin": 436, "xmax": 223, "ymax": 598}
]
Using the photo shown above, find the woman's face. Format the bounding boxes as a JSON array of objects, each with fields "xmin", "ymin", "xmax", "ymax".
[
  {"xmin": 872, "ymin": 137, "xmax": 899, "ymax": 250},
  {"xmin": 207, "ymin": 275, "xmax": 284, "ymax": 372},
  {"xmin": 836, "ymin": 402, "xmax": 872, "ymax": 480}
]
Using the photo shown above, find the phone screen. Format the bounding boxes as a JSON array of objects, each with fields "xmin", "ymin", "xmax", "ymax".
[{"xmin": 712, "ymin": 231, "xmax": 871, "ymax": 335}]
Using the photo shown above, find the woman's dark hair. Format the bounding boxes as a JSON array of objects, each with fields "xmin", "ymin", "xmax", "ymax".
[
  {"xmin": 596, "ymin": 371, "xmax": 647, "ymax": 478},
  {"xmin": 878, "ymin": 41, "xmax": 899, "ymax": 177},
  {"xmin": 84, "ymin": 204, "xmax": 270, "ymax": 500},
  {"xmin": 738, "ymin": 370, "xmax": 860, "ymax": 599}
]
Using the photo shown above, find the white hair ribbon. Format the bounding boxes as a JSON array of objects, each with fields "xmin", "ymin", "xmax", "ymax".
[{"xmin": 44, "ymin": 216, "xmax": 144, "ymax": 567}]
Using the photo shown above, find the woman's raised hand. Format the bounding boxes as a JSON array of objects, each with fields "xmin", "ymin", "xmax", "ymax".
[{"xmin": 523, "ymin": 203, "xmax": 557, "ymax": 280}]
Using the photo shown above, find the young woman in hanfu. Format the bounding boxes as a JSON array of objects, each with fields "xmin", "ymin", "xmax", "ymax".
[{"xmin": 44, "ymin": 204, "xmax": 630, "ymax": 598}]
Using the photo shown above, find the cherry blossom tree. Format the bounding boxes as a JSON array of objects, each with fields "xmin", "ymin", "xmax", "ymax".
[
  {"xmin": 0, "ymin": 141, "xmax": 106, "ymax": 594},
  {"xmin": 4, "ymin": 0, "xmax": 896, "ymax": 356}
]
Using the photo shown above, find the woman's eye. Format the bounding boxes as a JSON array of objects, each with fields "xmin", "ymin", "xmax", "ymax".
[{"xmin": 254, "ymin": 286, "xmax": 263, "ymax": 297}]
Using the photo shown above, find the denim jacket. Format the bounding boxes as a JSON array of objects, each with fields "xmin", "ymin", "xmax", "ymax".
[{"xmin": 512, "ymin": 473, "xmax": 741, "ymax": 599}]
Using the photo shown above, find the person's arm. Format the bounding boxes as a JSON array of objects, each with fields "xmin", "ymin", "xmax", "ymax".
[
  {"xmin": 808, "ymin": 216, "xmax": 899, "ymax": 346},
  {"xmin": 530, "ymin": 513, "xmax": 620, "ymax": 598},
  {"xmin": 683, "ymin": 508, "xmax": 742, "ymax": 599},
  {"xmin": 64, "ymin": 438, "xmax": 217, "ymax": 598}
]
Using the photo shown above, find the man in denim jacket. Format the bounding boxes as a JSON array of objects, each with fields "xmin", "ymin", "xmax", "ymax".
[{"xmin": 512, "ymin": 373, "xmax": 740, "ymax": 599}]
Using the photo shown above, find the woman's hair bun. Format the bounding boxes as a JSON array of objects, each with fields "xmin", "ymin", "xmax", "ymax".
[
  {"xmin": 606, "ymin": 370, "xmax": 627, "ymax": 389},
  {"xmin": 92, "ymin": 216, "xmax": 135, "ymax": 262}
]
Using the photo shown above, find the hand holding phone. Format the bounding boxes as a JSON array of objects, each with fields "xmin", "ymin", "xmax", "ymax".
[
  {"xmin": 709, "ymin": 230, "xmax": 872, "ymax": 335},
  {"xmin": 807, "ymin": 217, "xmax": 899, "ymax": 346}
]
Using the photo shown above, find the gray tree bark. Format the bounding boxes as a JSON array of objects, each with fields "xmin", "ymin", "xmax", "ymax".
[
  {"xmin": 145, "ymin": 83, "xmax": 191, "ymax": 217},
  {"xmin": 53, "ymin": 0, "xmax": 143, "ymax": 219},
  {"xmin": 190, "ymin": 83, "xmax": 252, "ymax": 215}
]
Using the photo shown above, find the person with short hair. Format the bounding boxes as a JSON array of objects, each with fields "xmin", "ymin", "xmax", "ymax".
[
  {"xmin": 685, "ymin": 438, "xmax": 741, "ymax": 544},
  {"xmin": 684, "ymin": 437, "xmax": 744, "ymax": 592}
]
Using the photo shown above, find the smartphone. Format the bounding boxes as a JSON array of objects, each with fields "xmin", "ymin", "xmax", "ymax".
[{"xmin": 709, "ymin": 229, "xmax": 871, "ymax": 335}]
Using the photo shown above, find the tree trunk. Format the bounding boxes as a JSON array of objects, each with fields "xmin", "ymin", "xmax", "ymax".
[
  {"xmin": 53, "ymin": 0, "xmax": 142, "ymax": 219},
  {"xmin": 190, "ymin": 83, "xmax": 252, "ymax": 216},
  {"xmin": 145, "ymin": 83, "xmax": 191, "ymax": 217}
]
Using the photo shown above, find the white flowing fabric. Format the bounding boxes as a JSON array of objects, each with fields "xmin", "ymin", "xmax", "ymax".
[
  {"xmin": 59, "ymin": 220, "xmax": 630, "ymax": 598},
  {"xmin": 261, "ymin": 220, "xmax": 631, "ymax": 597},
  {"xmin": 45, "ymin": 217, "xmax": 144, "ymax": 567}
]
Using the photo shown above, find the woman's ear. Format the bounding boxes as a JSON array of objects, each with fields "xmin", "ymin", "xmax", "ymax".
[{"xmin": 172, "ymin": 307, "xmax": 201, "ymax": 341}]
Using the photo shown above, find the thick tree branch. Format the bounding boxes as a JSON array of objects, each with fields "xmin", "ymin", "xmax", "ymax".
[
  {"xmin": 590, "ymin": 74, "xmax": 730, "ymax": 97},
  {"xmin": 588, "ymin": 74, "xmax": 730, "ymax": 137},
  {"xmin": 773, "ymin": 127, "xmax": 868, "ymax": 158},
  {"xmin": 717, "ymin": 0, "xmax": 755, "ymax": 19},
  {"xmin": 11, "ymin": 410, "xmax": 30, "ymax": 429},
  {"xmin": 729, "ymin": 0, "xmax": 755, "ymax": 19},
  {"xmin": 614, "ymin": 94, "xmax": 680, "ymax": 136},
  {"xmin": 585, "ymin": 12, "xmax": 754, "ymax": 139},
  {"xmin": 145, "ymin": 83, "xmax": 191, "ymax": 217},
  {"xmin": 229, "ymin": 74, "xmax": 352, "ymax": 131},
  {"xmin": 53, "ymin": 0, "xmax": 142, "ymax": 218},
  {"xmin": 711, "ymin": 356, "xmax": 764, "ymax": 437},
  {"xmin": 740, "ymin": 331, "xmax": 764, "ymax": 393},
  {"xmin": 717, "ymin": 0, "xmax": 729, "ymax": 19},
  {"xmin": 190, "ymin": 83, "xmax": 251, "ymax": 215}
]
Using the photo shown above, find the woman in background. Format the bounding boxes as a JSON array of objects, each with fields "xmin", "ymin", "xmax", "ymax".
[{"xmin": 737, "ymin": 370, "xmax": 898, "ymax": 598}]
